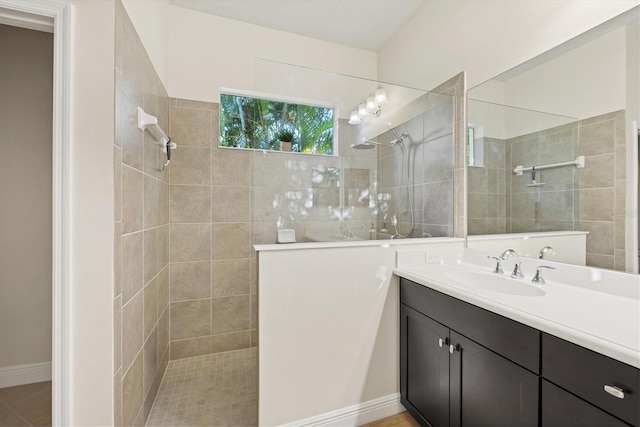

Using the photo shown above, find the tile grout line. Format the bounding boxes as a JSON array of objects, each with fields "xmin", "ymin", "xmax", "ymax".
[{"xmin": 0, "ymin": 386, "xmax": 47, "ymax": 427}]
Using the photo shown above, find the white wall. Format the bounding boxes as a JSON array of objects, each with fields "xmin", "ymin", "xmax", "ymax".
[
  {"xmin": 68, "ymin": 0, "xmax": 115, "ymax": 424},
  {"xmin": 378, "ymin": 1, "xmax": 639, "ymax": 91},
  {"xmin": 468, "ymin": 26, "xmax": 628, "ymax": 117},
  {"xmin": 0, "ymin": 24, "xmax": 53, "ymax": 372},
  {"xmin": 122, "ymin": 0, "xmax": 378, "ymax": 103},
  {"xmin": 258, "ymin": 239, "xmax": 463, "ymax": 426},
  {"xmin": 502, "ymin": 27, "xmax": 626, "ymax": 120},
  {"xmin": 469, "ymin": 26, "xmax": 628, "ymax": 140},
  {"xmin": 119, "ymin": 0, "xmax": 169, "ymax": 85}
]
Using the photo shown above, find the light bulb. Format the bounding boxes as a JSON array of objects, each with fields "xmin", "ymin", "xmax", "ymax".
[
  {"xmin": 366, "ymin": 95, "xmax": 376, "ymax": 110},
  {"xmin": 357, "ymin": 103, "xmax": 368, "ymax": 117},
  {"xmin": 375, "ymin": 88, "xmax": 387, "ymax": 104},
  {"xmin": 348, "ymin": 110, "xmax": 362, "ymax": 125}
]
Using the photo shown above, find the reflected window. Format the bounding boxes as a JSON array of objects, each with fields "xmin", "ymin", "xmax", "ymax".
[{"xmin": 219, "ymin": 91, "xmax": 334, "ymax": 155}]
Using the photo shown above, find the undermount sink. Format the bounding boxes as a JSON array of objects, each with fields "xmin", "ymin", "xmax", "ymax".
[{"xmin": 444, "ymin": 270, "xmax": 546, "ymax": 297}]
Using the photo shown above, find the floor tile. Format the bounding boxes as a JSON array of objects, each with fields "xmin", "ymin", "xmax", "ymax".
[
  {"xmin": 146, "ymin": 348, "xmax": 257, "ymax": 427},
  {"xmin": 0, "ymin": 383, "xmax": 50, "ymax": 406},
  {"xmin": 0, "ymin": 381, "xmax": 51, "ymax": 427},
  {"xmin": 9, "ymin": 388, "xmax": 51, "ymax": 427},
  {"xmin": 0, "ymin": 401, "xmax": 29, "ymax": 427}
]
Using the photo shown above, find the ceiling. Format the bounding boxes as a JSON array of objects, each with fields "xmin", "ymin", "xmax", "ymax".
[{"xmin": 169, "ymin": 0, "xmax": 425, "ymax": 51}]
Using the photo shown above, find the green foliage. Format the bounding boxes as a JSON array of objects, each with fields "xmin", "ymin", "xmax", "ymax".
[
  {"xmin": 277, "ymin": 130, "xmax": 294, "ymax": 142},
  {"xmin": 220, "ymin": 93, "xmax": 334, "ymax": 154}
]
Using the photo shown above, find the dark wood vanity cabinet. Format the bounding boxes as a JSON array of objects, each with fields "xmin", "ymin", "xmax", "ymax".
[
  {"xmin": 400, "ymin": 278, "xmax": 539, "ymax": 427},
  {"xmin": 399, "ymin": 277, "xmax": 640, "ymax": 427},
  {"xmin": 542, "ymin": 333, "xmax": 640, "ymax": 426},
  {"xmin": 542, "ymin": 380, "xmax": 629, "ymax": 427},
  {"xmin": 401, "ymin": 305, "xmax": 451, "ymax": 426}
]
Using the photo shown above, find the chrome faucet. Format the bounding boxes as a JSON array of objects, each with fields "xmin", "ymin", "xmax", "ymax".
[
  {"xmin": 538, "ymin": 246, "xmax": 557, "ymax": 259},
  {"xmin": 500, "ymin": 249, "xmax": 524, "ymax": 278},
  {"xmin": 531, "ymin": 265, "xmax": 556, "ymax": 284}
]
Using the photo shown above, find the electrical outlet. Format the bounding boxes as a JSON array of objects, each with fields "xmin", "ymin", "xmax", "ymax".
[{"xmin": 426, "ymin": 253, "xmax": 442, "ymax": 264}]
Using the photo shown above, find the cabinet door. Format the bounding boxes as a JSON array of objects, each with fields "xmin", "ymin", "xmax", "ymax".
[
  {"xmin": 542, "ymin": 380, "xmax": 630, "ymax": 427},
  {"xmin": 401, "ymin": 304, "xmax": 450, "ymax": 427},
  {"xmin": 450, "ymin": 332, "xmax": 538, "ymax": 427}
]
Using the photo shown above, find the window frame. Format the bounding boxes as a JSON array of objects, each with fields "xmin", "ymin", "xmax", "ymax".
[{"xmin": 219, "ymin": 88, "xmax": 339, "ymax": 156}]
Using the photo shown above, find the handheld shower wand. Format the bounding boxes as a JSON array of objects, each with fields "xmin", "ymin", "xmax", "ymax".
[{"xmin": 389, "ymin": 129, "xmax": 414, "ymax": 239}]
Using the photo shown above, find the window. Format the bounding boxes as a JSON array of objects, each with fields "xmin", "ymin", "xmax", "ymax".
[{"xmin": 219, "ymin": 91, "xmax": 334, "ymax": 155}]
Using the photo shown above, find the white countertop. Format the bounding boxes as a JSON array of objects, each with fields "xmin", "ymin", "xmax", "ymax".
[
  {"xmin": 394, "ymin": 248, "xmax": 640, "ymax": 369},
  {"xmin": 254, "ymin": 236, "xmax": 463, "ymax": 252}
]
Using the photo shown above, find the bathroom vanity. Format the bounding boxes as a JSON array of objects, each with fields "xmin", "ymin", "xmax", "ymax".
[{"xmin": 395, "ymin": 249, "xmax": 640, "ymax": 427}]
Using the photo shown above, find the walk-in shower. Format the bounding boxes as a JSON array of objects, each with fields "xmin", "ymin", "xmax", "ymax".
[{"xmin": 352, "ymin": 129, "xmax": 415, "ymax": 238}]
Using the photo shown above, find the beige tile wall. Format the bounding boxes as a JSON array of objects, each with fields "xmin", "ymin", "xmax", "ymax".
[
  {"xmin": 467, "ymin": 137, "xmax": 507, "ymax": 235},
  {"xmin": 377, "ymin": 93, "xmax": 455, "ymax": 237},
  {"xmin": 506, "ymin": 122, "xmax": 580, "ymax": 234},
  {"xmin": 168, "ymin": 99, "xmax": 255, "ymax": 361},
  {"xmin": 251, "ymin": 121, "xmax": 378, "ymax": 242},
  {"xmin": 466, "ymin": 109, "xmax": 626, "ymax": 272},
  {"xmin": 578, "ymin": 110, "xmax": 626, "ymax": 271},
  {"xmin": 430, "ymin": 73, "xmax": 466, "ymax": 238},
  {"xmin": 114, "ymin": 2, "xmax": 170, "ymax": 425}
]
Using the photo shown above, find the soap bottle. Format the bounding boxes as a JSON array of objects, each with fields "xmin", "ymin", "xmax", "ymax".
[{"xmin": 369, "ymin": 224, "xmax": 377, "ymax": 240}]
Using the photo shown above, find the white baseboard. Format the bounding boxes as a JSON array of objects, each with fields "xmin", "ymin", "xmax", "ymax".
[
  {"xmin": 0, "ymin": 362, "xmax": 52, "ymax": 388},
  {"xmin": 282, "ymin": 393, "xmax": 403, "ymax": 427}
]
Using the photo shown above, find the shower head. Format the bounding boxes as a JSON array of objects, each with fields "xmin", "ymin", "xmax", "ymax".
[{"xmin": 350, "ymin": 140, "xmax": 377, "ymax": 149}]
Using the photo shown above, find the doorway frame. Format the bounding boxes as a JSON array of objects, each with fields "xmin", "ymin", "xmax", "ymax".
[{"xmin": 0, "ymin": 0, "xmax": 72, "ymax": 425}]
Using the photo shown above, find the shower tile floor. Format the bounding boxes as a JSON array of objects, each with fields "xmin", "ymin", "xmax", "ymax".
[{"xmin": 146, "ymin": 347, "xmax": 257, "ymax": 427}]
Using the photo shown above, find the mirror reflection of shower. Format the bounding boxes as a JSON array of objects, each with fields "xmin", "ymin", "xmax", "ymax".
[{"xmin": 352, "ymin": 128, "xmax": 414, "ymax": 238}]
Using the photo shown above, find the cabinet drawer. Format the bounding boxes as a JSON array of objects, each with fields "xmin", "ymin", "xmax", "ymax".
[
  {"xmin": 542, "ymin": 380, "xmax": 629, "ymax": 426},
  {"xmin": 400, "ymin": 278, "xmax": 540, "ymax": 373},
  {"xmin": 542, "ymin": 333, "xmax": 640, "ymax": 426}
]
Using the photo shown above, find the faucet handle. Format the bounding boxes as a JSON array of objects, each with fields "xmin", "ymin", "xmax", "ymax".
[
  {"xmin": 487, "ymin": 256, "xmax": 504, "ymax": 274},
  {"xmin": 531, "ymin": 265, "xmax": 556, "ymax": 284},
  {"xmin": 511, "ymin": 262, "xmax": 525, "ymax": 279}
]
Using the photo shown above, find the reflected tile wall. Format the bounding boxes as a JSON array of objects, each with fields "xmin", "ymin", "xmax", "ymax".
[
  {"xmin": 467, "ymin": 137, "xmax": 507, "ymax": 235},
  {"xmin": 377, "ymin": 89, "xmax": 456, "ymax": 238},
  {"xmin": 469, "ymin": 109, "xmax": 626, "ymax": 272},
  {"xmin": 578, "ymin": 110, "xmax": 626, "ymax": 271},
  {"xmin": 115, "ymin": 2, "xmax": 170, "ymax": 425},
  {"xmin": 430, "ymin": 73, "xmax": 466, "ymax": 238},
  {"xmin": 466, "ymin": 122, "xmax": 581, "ymax": 237},
  {"xmin": 506, "ymin": 122, "xmax": 580, "ymax": 239}
]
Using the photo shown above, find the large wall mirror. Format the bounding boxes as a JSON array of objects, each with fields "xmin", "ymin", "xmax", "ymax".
[
  {"xmin": 245, "ymin": 59, "xmax": 457, "ymax": 243},
  {"xmin": 467, "ymin": 6, "xmax": 639, "ymax": 273}
]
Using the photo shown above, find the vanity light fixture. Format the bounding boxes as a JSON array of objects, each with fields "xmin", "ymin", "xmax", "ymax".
[
  {"xmin": 348, "ymin": 110, "xmax": 362, "ymax": 125},
  {"xmin": 349, "ymin": 87, "xmax": 388, "ymax": 125},
  {"xmin": 358, "ymin": 102, "xmax": 369, "ymax": 117},
  {"xmin": 374, "ymin": 87, "xmax": 387, "ymax": 104}
]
